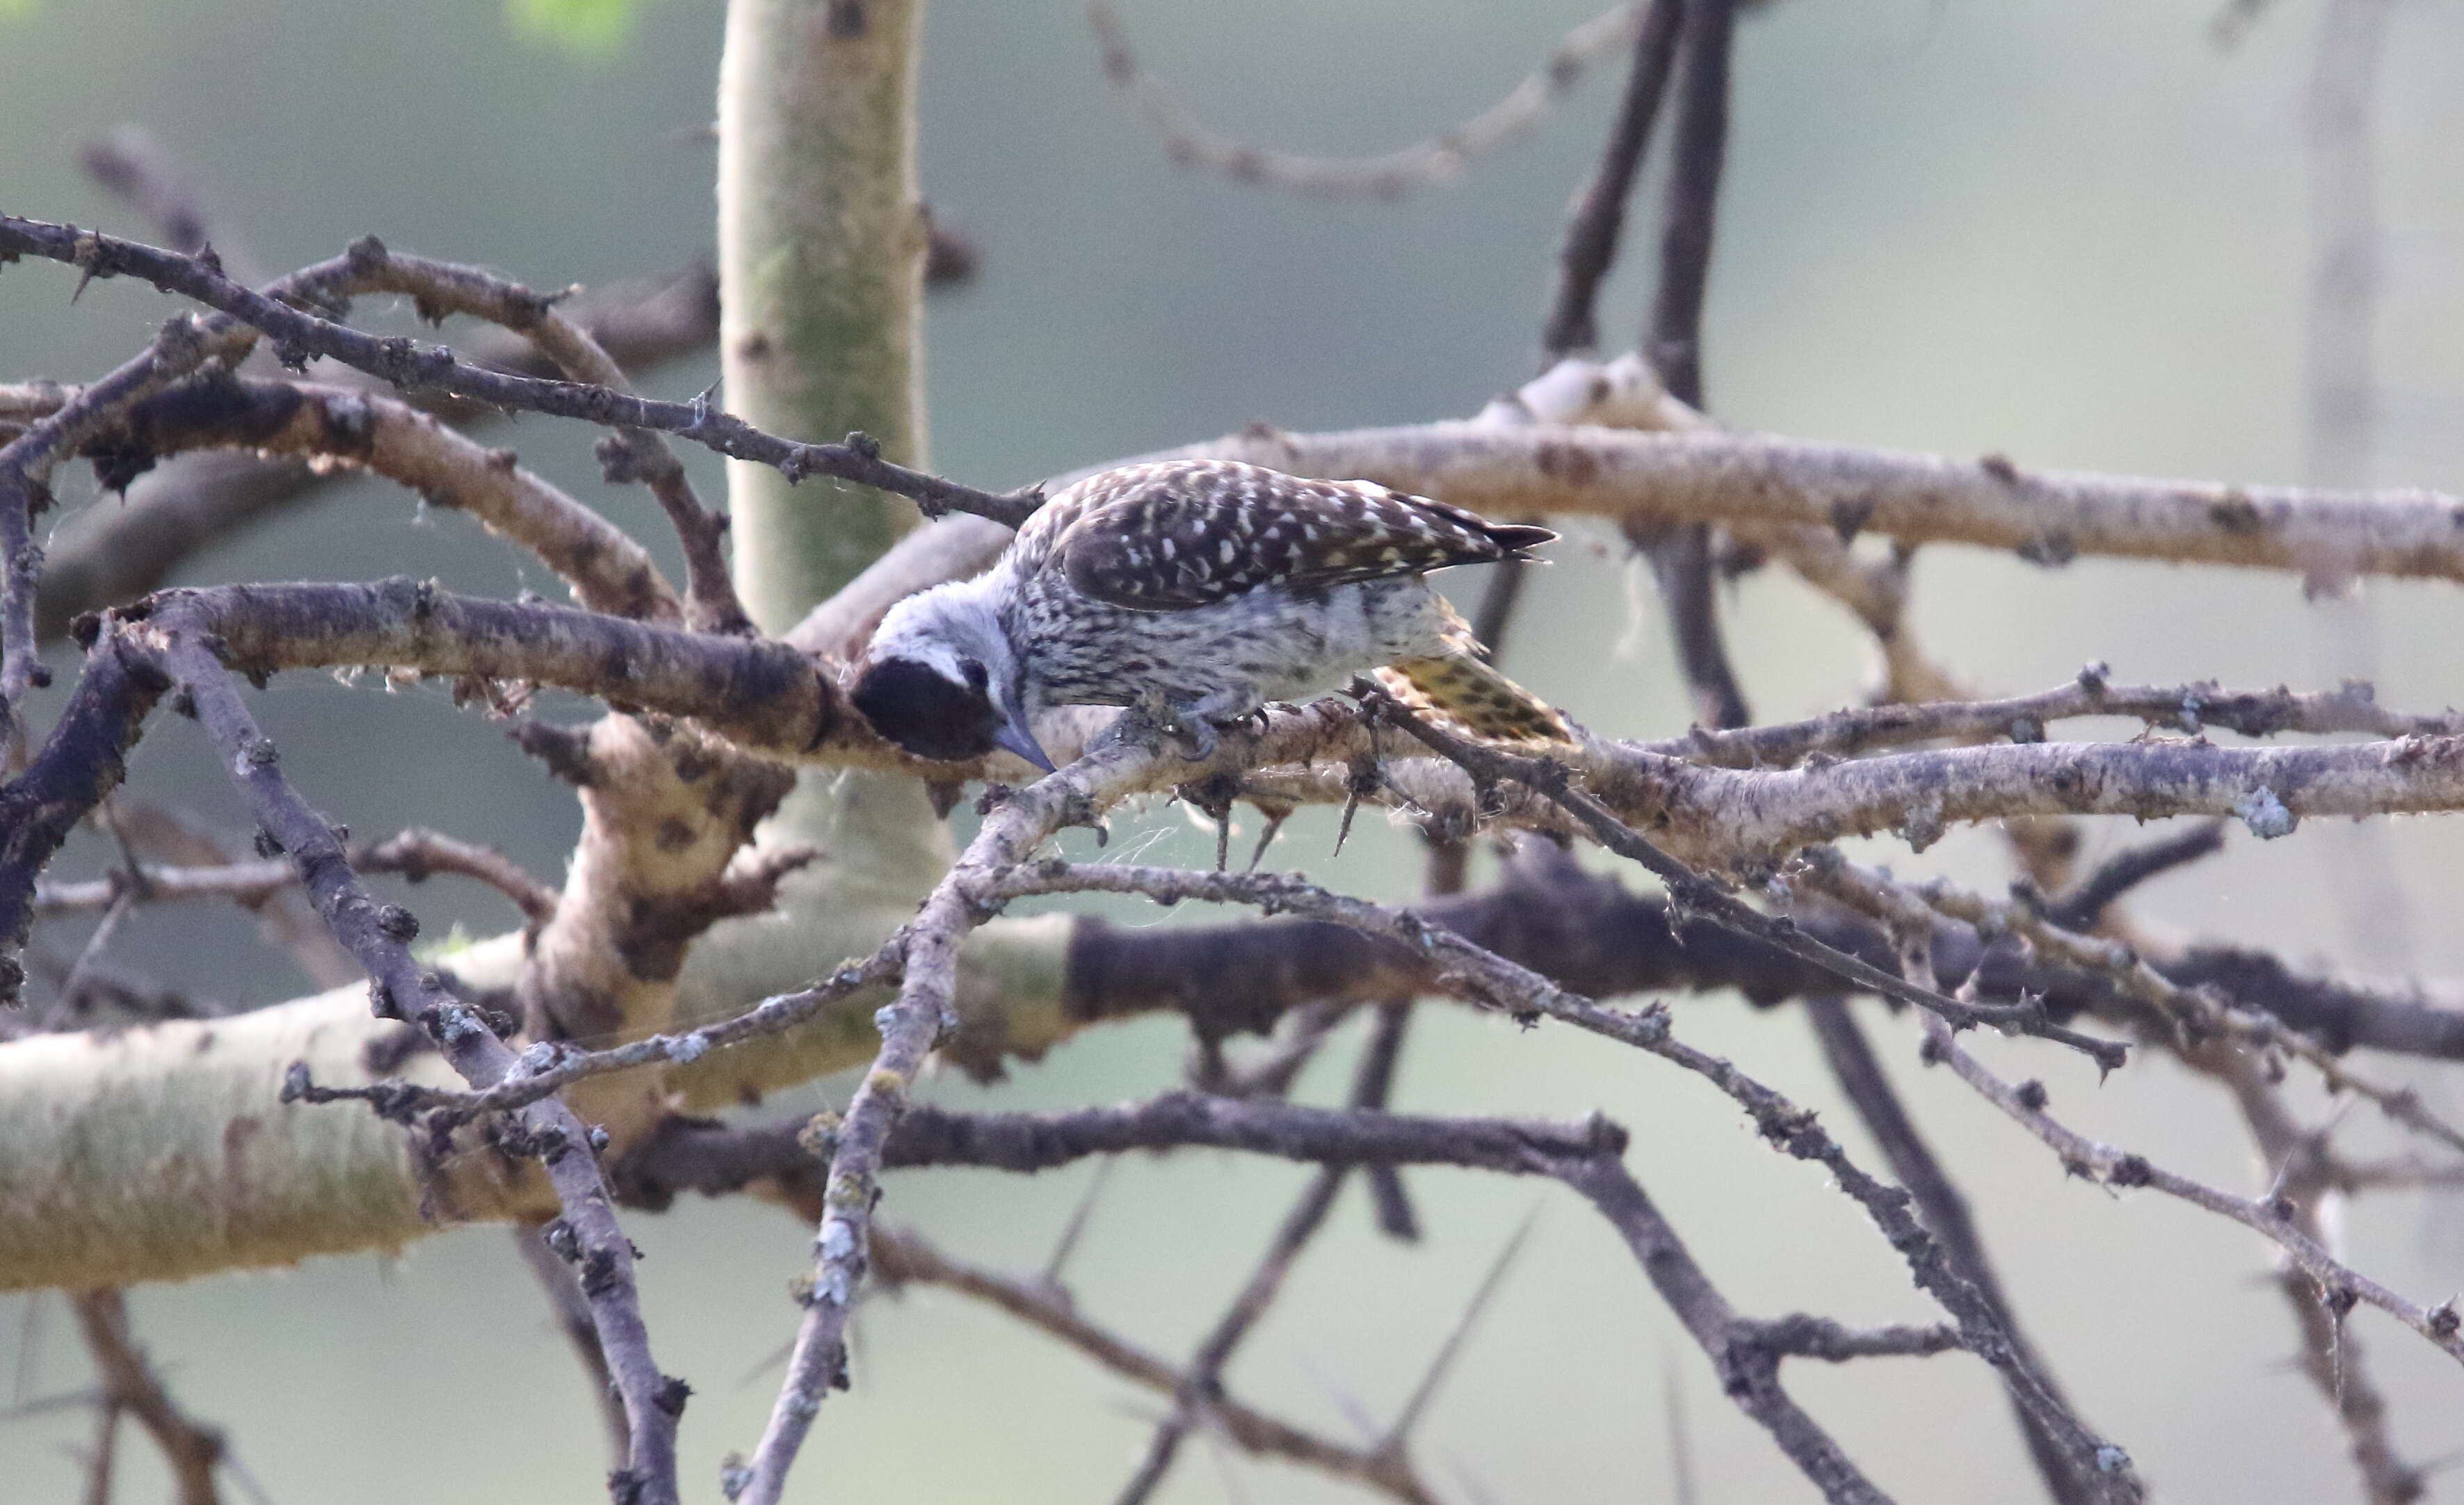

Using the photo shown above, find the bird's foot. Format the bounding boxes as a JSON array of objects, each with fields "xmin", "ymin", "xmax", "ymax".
[{"xmin": 1159, "ymin": 689, "xmax": 1261, "ymax": 763}]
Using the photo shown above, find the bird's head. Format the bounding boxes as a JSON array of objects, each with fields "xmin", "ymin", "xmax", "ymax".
[{"xmin": 851, "ymin": 579, "xmax": 1054, "ymax": 772}]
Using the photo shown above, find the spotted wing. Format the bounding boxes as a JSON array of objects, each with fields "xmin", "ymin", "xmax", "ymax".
[{"xmin": 1034, "ymin": 459, "xmax": 1552, "ymax": 612}]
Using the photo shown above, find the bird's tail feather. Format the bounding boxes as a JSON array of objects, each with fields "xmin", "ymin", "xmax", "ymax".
[{"xmin": 1378, "ymin": 654, "xmax": 1572, "ymax": 744}]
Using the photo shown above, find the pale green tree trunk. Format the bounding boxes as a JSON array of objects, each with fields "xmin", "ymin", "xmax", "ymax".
[
  {"xmin": 718, "ymin": 0, "xmax": 930, "ymax": 628},
  {"xmin": 707, "ymin": 0, "xmax": 956, "ymax": 1011}
]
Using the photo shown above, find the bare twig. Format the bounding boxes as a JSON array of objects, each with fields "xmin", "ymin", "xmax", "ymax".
[
  {"xmin": 35, "ymin": 834, "xmax": 553, "ymax": 926},
  {"xmin": 1113, "ymin": 1161, "xmax": 1348, "ymax": 1504},
  {"xmin": 1381, "ymin": 1209, "xmax": 1536, "ymax": 1447},
  {"xmin": 0, "ymin": 220, "xmax": 1038, "ymax": 528},
  {"xmin": 290, "ymin": 942, "xmax": 902, "ymax": 1127},
  {"xmin": 1801, "ymin": 848, "xmax": 2464, "ymax": 1158},
  {"xmin": 515, "ymin": 1221, "xmax": 631, "ymax": 1467},
  {"xmin": 2045, "ymin": 821, "xmax": 2230, "ymax": 931},
  {"xmin": 1922, "ymin": 1013, "xmax": 2464, "ymax": 1369},
  {"xmin": 1545, "ymin": 1153, "xmax": 1897, "ymax": 1504},
  {"xmin": 161, "ymin": 633, "xmax": 682, "ymax": 1505},
  {"xmin": 69, "ymin": 1289, "xmax": 223, "ymax": 1505},
  {"xmin": 1645, "ymin": 0, "xmax": 1731, "ymax": 411},
  {"xmin": 1359, "ymin": 686, "xmax": 2132, "ymax": 1065},
  {"xmin": 79, "ymin": 127, "xmax": 261, "ymax": 282},
  {"xmin": 33, "ymin": 264, "xmax": 720, "ymax": 642},
  {"xmin": 2207, "ymin": 1052, "xmax": 2424, "ymax": 1504},
  {"xmin": 1807, "ymin": 995, "xmax": 2098, "ymax": 1505},
  {"xmin": 1538, "ymin": 0, "xmax": 1685, "ymax": 359},
  {"xmin": 347, "ymin": 251, "xmax": 750, "ymax": 636},
  {"xmin": 1638, "ymin": 679, "xmax": 2464, "ymax": 769},
  {"xmin": 2, "ymin": 314, "xmax": 219, "ymax": 757},
  {"xmin": 871, "ymin": 1225, "xmax": 1435, "ymax": 1503},
  {"xmin": 993, "ymin": 853, "xmax": 2142, "ymax": 1497},
  {"xmin": 1088, "ymin": 3, "xmax": 1648, "ymax": 200},
  {"xmin": 1627, "ymin": 0, "xmax": 1750, "ymax": 731}
]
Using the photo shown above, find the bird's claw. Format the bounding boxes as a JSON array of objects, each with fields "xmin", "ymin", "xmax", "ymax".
[{"xmin": 1174, "ymin": 716, "xmax": 1218, "ymax": 763}]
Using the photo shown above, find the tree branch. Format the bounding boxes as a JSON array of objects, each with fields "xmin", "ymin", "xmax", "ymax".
[
  {"xmin": 1922, "ymin": 1012, "xmax": 2464, "ymax": 1369},
  {"xmin": 1088, "ymin": 3, "xmax": 1648, "ymax": 200},
  {"xmin": 869, "ymin": 1223, "xmax": 1436, "ymax": 1503},
  {"xmin": 1161, "ymin": 419, "xmax": 2464, "ymax": 586},
  {"xmin": 0, "ymin": 219, "xmax": 1038, "ymax": 529},
  {"xmin": 162, "ymin": 632, "xmax": 682, "ymax": 1505},
  {"xmin": 70, "ymin": 1289, "xmax": 227, "ymax": 1505},
  {"xmin": 1539, "ymin": 0, "xmax": 1685, "ymax": 359}
]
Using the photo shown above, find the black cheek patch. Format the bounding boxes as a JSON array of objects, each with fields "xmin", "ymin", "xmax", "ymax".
[{"xmin": 851, "ymin": 657, "xmax": 1000, "ymax": 762}]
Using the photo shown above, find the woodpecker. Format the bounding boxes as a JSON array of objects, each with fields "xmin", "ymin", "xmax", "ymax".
[{"xmin": 851, "ymin": 458, "xmax": 1570, "ymax": 772}]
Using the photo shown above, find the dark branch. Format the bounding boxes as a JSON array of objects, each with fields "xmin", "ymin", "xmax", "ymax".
[
  {"xmin": 163, "ymin": 632, "xmax": 680, "ymax": 1505},
  {"xmin": 2046, "ymin": 821, "xmax": 2230, "ymax": 931},
  {"xmin": 1538, "ymin": 0, "xmax": 1686, "ymax": 359},
  {"xmin": 1807, "ymin": 996, "xmax": 2102, "ymax": 1505}
]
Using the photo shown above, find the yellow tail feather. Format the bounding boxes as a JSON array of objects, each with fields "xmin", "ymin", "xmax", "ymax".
[{"xmin": 1378, "ymin": 654, "xmax": 1572, "ymax": 744}]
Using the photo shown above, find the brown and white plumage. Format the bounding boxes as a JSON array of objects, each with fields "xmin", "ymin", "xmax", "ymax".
[{"xmin": 853, "ymin": 459, "xmax": 1569, "ymax": 770}]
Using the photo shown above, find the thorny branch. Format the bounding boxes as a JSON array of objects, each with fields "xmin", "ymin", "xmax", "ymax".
[
  {"xmin": 0, "ymin": 219, "xmax": 1040, "ymax": 527},
  {"xmin": 977, "ymin": 853, "xmax": 2141, "ymax": 1499},
  {"xmin": 33, "ymin": 827, "xmax": 558, "ymax": 926},
  {"xmin": 2204, "ymin": 1051, "xmax": 2424, "ymax": 1504},
  {"xmin": 1798, "ymin": 848, "xmax": 2464, "ymax": 1157},
  {"xmin": 1805, "ymin": 995, "xmax": 2102, "ymax": 1505},
  {"xmin": 1355, "ymin": 684, "xmax": 2132, "ymax": 1066},
  {"xmin": 160, "ymin": 633, "xmax": 685, "ymax": 1505},
  {"xmin": 1921, "ymin": 1012, "xmax": 2464, "ymax": 1367}
]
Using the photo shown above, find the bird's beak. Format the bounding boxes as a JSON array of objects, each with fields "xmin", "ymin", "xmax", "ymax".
[{"xmin": 992, "ymin": 695, "xmax": 1056, "ymax": 773}]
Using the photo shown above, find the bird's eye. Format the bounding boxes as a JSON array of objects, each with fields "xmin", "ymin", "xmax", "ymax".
[{"xmin": 959, "ymin": 658, "xmax": 990, "ymax": 693}]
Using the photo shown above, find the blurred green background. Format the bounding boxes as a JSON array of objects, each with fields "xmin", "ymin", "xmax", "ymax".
[{"xmin": 6, "ymin": 1, "xmax": 2464, "ymax": 1500}]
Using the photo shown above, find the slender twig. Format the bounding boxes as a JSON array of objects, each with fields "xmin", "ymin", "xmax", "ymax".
[
  {"xmin": 69, "ymin": 1289, "xmax": 223, "ymax": 1505},
  {"xmin": 2045, "ymin": 821, "xmax": 2230, "ymax": 931},
  {"xmin": 289, "ymin": 942, "xmax": 902, "ymax": 1127},
  {"xmin": 1, "ymin": 314, "xmax": 217, "ymax": 757},
  {"xmin": 1629, "ymin": 0, "xmax": 1750, "ymax": 731},
  {"xmin": 1113, "ymin": 1162, "xmax": 1348, "ymax": 1505},
  {"xmin": 1638, "ymin": 679, "xmax": 2464, "ymax": 770},
  {"xmin": 1088, "ymin": 3, "xmax": 1647, "ymax": 200},
  {"xmin": 2205, "ymin": 1050, "xmax": 2424, "ymax": 1504},
  {"xmin": 49, "ymin": 890, "xmax": 136, "ymax": 1022},
  {"xmin": 871, "ymin": 1225, "xmax": 1435, "ymax": 1503},
  {"xmin": 988, "ymin": 855, "xmax": 2142, "ymax": 1498},
  {"xmin": 79, "ymin": 126, "xmax": 261, "ymax": 280},
  {"xmin": 1647, "ymin": 0, "xmax": 1730, "ymax": 408},
  {"xmin": 35, "ymin": 828, "xmax": 557, "ymax": 925},
  {"xmin": 1380, "ymin": 1209, "xmax": 1537, "ymax": 1447},
  {"xmin": 1802, "ymin": 848, "xmax": 2464, "ymax": 1157},
  {"xmin": 1738, "ymin": 1314, "xmax": 1965, "ymax": 1364},
  {"xmin": 33, "ymin": 264, "xmax": 719, "ymax": 643},
  {"xmin": 1545, "ymin": 1152, "xmax": 1897, "ymax": 1504},
  {"xmin": 79, "ymin": 1392, "xmax": 121, "ymax": 1505},
  {"xmin": 1922, "ymin": 1011, "xmax": 2464, "ymax": 1368},
  {"xmin": 380, "ymin": 254, "xmax": 749, "ymax": 635}
]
